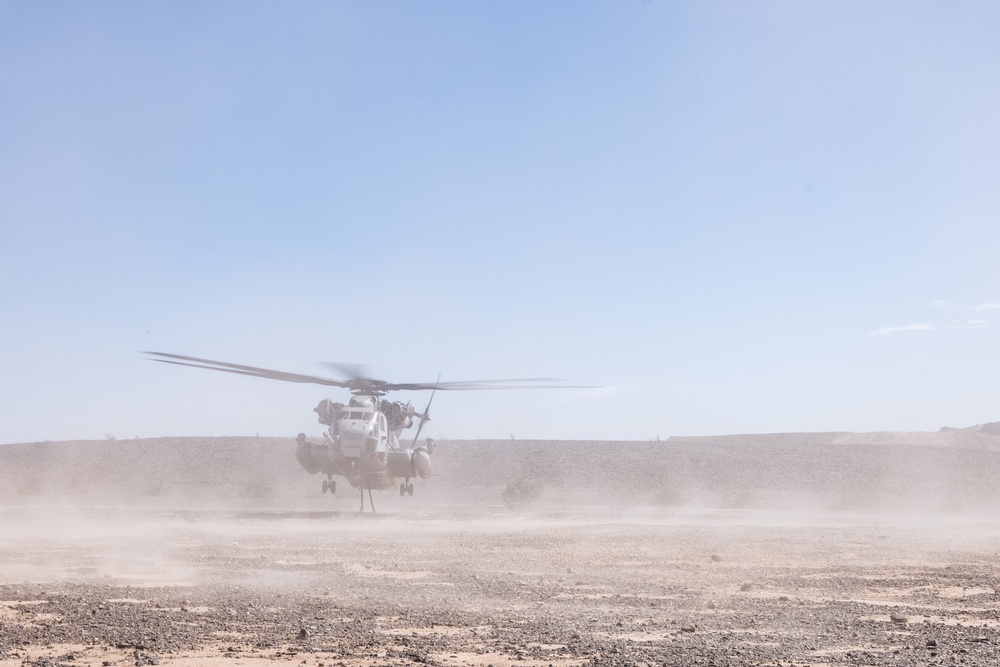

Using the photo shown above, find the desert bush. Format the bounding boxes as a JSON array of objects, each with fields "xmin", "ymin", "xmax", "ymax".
[
  {"xmin": 238, "ymin": 477, "xmax": 273, "ymax": 499},
  {"xmin": 722, "ymin": 488, "xmax": 761, "ymax": 509},
  {"xmin": 502, "ymin": 477, "xmax": 543, "ymax": 510},
  {"xmin": 143, "ymin": 480, "xmax": 169, "ymax": 497},
  {"xmin": 16, "ymin": 478, "xmax": 41, "ymax": 495},
  {"xmin": 653, "ymin": 486, "xmax": 685, "ymax": 507}
]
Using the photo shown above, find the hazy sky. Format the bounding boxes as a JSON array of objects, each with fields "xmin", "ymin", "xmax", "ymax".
[{"xmin": 2, "ymin": 2, "xmax": 998, "ymax": 444}]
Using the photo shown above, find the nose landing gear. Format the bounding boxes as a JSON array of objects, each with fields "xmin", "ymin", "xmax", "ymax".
[
  {"xmin": 322, "ymin": 477, "xmax": 336, "ymax": 494},
  {"xmin": 398, "ymin": 480, "xmax": 414, "ymax": 497}
]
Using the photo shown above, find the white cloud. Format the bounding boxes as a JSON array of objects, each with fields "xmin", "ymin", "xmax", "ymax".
[
  {"xmin": 949, "ymin": 319, "xmax": 989, "ymax": 329},
  {"xmin": 931, "ymin": 299, "xmax": 948, "ymax": 307},
  {"xmin": 972, "ymin": 302, "xmax": 1000, "ymax": 311},
  {"xmin": 869, "ymin": 323, "xmax": 935, "ymax": 336}
]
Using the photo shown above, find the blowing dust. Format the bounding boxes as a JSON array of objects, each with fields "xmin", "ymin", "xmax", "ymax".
[{"xmin": 3, "ymin": 434, "xmax": 1000, "ymax": 666}]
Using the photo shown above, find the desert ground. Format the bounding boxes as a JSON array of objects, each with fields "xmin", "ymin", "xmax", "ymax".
[{"xmin": 3, "ymin": 426, "xmax": 1000, "ymax": 666}]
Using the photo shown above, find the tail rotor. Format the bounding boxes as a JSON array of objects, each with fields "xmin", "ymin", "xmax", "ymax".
[{"xmin": 411, "ymin": 373, "xmax": 439, "ymax": 449}]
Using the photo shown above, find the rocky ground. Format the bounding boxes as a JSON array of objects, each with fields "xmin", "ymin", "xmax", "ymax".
[
  {"xmin": 2, "ymin": 505, "xmax": 1000, "ymax": 667},
  {"xmin": 4, "ymin": 429, "xmax": 1000, "ymax": 666}
]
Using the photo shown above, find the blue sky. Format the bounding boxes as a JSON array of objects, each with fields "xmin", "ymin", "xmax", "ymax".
[{"xmin": 1, "ymin": 2, "xmax": 998, "ymax": 444}]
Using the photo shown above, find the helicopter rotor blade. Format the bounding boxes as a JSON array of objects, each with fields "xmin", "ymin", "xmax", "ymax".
[
  {"xmin": 144, "ymin": 352, "xmax": 352, "ymax": 388},
  {"xmin": 319, "ymin": 362, "xmax": 370, "ymax": 381},
  {"xmin": 410, "ymin": 373, "xmax": 440, "ymax": 449},
  {"xmin": 317, "ymin": 361, "xmax": 589, "ymax": 391},
  {"xmin": 314, "ymin": 363, "xmax": 591, "ymax": 392},
  {"xmin": 147, "ymin": 352, "xmax": 597, "ymax": 393},
  {"xmin": 374, "ymin": 379, "xmax": 594, "ymax": 392},
  {"xmin": 409, "ymin": 409, "xmax": 428, "ymax": 450},
  {"xmin": 316, "ymin": 362, "xmax": 393, "ymax": 393}
]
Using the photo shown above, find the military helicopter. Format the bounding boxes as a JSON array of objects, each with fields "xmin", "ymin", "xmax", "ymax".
[{"xmin": 146, "ymin": 351, "xmax": 581, "ymax": 511}]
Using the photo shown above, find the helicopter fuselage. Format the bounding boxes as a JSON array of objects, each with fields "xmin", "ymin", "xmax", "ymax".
[{"xmin": 294, "ymin": 395, "xmax": 433, "ymax": 493}]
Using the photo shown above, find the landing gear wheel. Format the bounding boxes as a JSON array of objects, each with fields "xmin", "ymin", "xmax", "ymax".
[
  {"xmin": 407, "ymin": 483, "xmax": 414, "ymax": 497},
  {"xmin": 328, "ymin": 480, "xmax": 336, "ymax": 495},
  {"xmin": 322, "ymin": 480, "xmax": 329, "ymax": 493},
  {"xmin": 399, "ymin": 483, "xmax": 406, "ymax": 497}
]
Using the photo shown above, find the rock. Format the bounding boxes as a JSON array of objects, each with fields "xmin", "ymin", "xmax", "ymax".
[
  {"xmin": 739, "ymin": 583, "xmax": 753, "ymax": 592},
  {"xmin": 710, "ymin": 555, "xmax": 722, "ymax": 562},
  {"xmin": 926, "ymin": 639, "xmax": 937, "ymax": 648},
  {"xmin": 972, "ymin": 636, "xmax": 988, "ymax": 643},
  {"xmin": 706, "ymin": 601, "xmax": 717, "ymax": 609},
  {"xmin": 681, "ymin": 624, "xmax": 696, "ymax": 633},
  {"xmin": 297, "ymin": 628, "xmax": 309, "ymax": 640},
  {"xmin": 890, "ymin": 613, "xmax": 908, "ymax": 623}
]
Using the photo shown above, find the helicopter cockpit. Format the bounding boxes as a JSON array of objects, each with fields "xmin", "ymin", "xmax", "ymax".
[
  {"xmin": 336, "ymin": 409, "xmax": 387, "ymax": 458},
  {"xmin": 339, "ymin": 410, "xmax": 376, "ymax": 422}
]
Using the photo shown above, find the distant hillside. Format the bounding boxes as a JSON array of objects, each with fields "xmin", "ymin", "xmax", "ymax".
[
  {"xmin": 667, "ymin": 422, "xmax": 1000, "ymax": 449},
  {"xmin": 3, "ymin": 424, "xmax": 1000, "ymax": 511},
  {"xmin": 0, "ymin": 436, "xmax": 297, "ymax": 498}
]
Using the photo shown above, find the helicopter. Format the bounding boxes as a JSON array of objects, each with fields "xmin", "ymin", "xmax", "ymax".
[{"xmin": 146, "ymin": 351, "xmax": 581, "ymax": 512}]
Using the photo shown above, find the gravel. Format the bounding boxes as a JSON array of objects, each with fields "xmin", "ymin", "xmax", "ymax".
[{"xmin": 2, "ymin": 506, "xmax": 1000, "ymax": 666}]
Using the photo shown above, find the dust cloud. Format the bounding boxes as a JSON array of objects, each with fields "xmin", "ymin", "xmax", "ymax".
[{"xmin": 3, "ymin": 429, "xmax": 1000, "ymax": 666}]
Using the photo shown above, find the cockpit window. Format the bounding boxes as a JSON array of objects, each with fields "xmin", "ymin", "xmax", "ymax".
[{"xmin": 340, "ymin": 411, "xmax": 375, "ymax": 422}]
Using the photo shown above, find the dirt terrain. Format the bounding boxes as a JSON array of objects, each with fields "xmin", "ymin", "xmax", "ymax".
[{"xmin": 3, "ymin": 429, "xmax": 1000, "ymax": 666}]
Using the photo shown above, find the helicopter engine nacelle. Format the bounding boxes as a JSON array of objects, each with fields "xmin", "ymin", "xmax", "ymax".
[
  {"xmin": 411, "ymin": 447, "xmax": 432, "ymax": 479},
  {"xmin": 384, "ymin": 401, "xmax": 415, "ymax": 430},
  {"xmin": 314, "ymin": 399, "xmax": 342, "ymax": 427}
]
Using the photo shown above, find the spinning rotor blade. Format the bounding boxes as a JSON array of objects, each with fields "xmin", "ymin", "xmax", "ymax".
[
  {"xmin": 320, "ymin": 362, "xmax": 369, "ymax": 382},
  {"xmin": 318, "ymin": 362, "xmax": 585, "ymax": 392},
  {"xmin": 148, "ymin": 352, "xmax": 596, "ymax": 393},
  {"xmin": 401, "ymin": 379, "xmax": 597, "ymax": 391},
  {"xmin": 145, "ymin": 352, "xmax": 352, "ymax": 388},
  {"xmin": 318, "ymin": 362, "xmax": 392, "ymax": 393},
  {"xmin": 411, "ymin": 374, "xmax": 440, "ymax": 449},
  {"xmin": 316, "ymin": 369, "xmax": 590, "ymax": 392}
]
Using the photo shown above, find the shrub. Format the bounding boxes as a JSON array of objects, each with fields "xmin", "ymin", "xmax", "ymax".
[
  {"xmin": 653, "ymin": 486, "xmax": 685, "ymax": 507},
  {"xmin": 238, "ymin": 477, "xmax": 273, "ymax": 499},
  {"xmin": 17, "ymin": 478, "xmax": 41, "ymax": 496},
  {"xmin": 143, "ymin": 480, "xmax": 169, "ymax": 497},
  {"xmin": 502, "ymin": 477, "xmax": 543, "ymax": 510}
]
